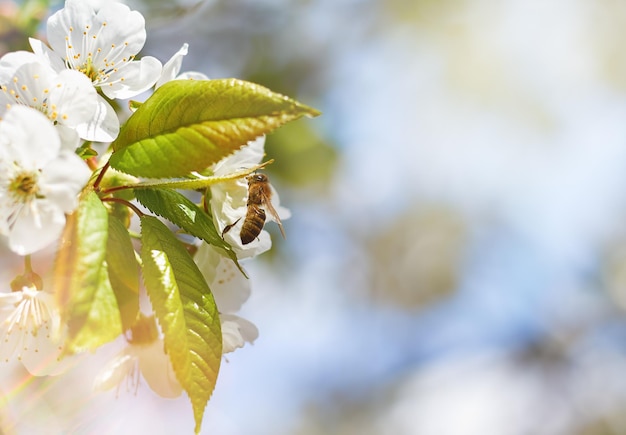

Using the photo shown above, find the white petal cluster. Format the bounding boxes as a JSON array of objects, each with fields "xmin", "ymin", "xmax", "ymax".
[
  {"xmin": 0, "ymin": 285, "xmax": 71, "ymax": 376},
  {"xmin": 0, "ymin": 106, "xmax": 90, "ymax": 255},
  {"xmin": 0, "ymin": 0, "xmax": 164, "ymax": 255},
  {"xmin": 0, "ymin": 51, "xmax": 111, "ymax": 141},
  {"xmin": 32, "ymin": 0, "xmax": 162, "ymax": 100},
  {"xmin": 0, "ymin": 0, "xmax": 167, "ymax": 259}
]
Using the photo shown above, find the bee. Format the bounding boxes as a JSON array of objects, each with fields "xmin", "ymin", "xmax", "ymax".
[{"xmin": 222, "ymin": 173, "xmax": 285, "ymax": 245}]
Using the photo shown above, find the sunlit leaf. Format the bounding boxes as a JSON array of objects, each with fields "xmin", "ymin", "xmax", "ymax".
[
  {"xmin": 140, "ymin": 216, "xmax": 222, "ymax": 433},
  {"xmin": 109, "ymin": 79, "xmax": 320, "ymax": 178},
  {"xmin": 107, "ymin": 215, "xmax": 140, "ymax": 331},
  {"xmin": 54, "ymin": 191, "xmax": 122, "ymax": 353}
]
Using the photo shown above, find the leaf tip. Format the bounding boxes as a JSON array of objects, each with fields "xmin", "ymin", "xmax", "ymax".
[{"xmin": 306, "ymin": 108, "xmax": 322, "ymax": 118}]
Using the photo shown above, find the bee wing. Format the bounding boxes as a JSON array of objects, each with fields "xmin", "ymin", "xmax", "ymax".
[{"xmin": 262, "ymin": 191, "xmax": 286, "ymax": 239}]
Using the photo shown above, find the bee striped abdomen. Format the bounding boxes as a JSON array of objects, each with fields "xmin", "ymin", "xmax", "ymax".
[{"xmin": 240, "ymin": 206, "xmax": 266, "ymax": 244}]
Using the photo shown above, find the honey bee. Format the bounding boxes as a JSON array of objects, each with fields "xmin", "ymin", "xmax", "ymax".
[{"xmin": 222, "ymin": 173, "xmax": 285, "ymax": 245}]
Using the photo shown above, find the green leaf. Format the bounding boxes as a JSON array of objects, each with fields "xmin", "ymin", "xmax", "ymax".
[
  {"xmin": 76, "ymin": 141, "xmax": 98, "ymax": 159},
  {"xmin": 140, "ymin": 216, "xmax": 222, "ymax": 433},
  {"xmin": 128, "ymin": 100, "xmax": 142, "ymax": 111},
  {"xmin": 134, "ymin": 188, "xmax": 242, "ymax": 272},
  {"xmin": 54, "ymin": 191, "xmax": 122, "ymax": 353},
  {"xmin": 107, "ymin": 215, "xmax": 140, "ymax": 331},
  {"xmin": 109, "ymin": 79, "xmax": 321, "ymax": 178}
]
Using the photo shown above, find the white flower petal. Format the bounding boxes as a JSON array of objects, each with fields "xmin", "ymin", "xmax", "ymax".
[
  {"xmin": 84, "ymin": 0, "xmax": 124, "ymax": 9},
  {"xmin": 92, "ymin": 2, "xmax": 147, "ymax": 55},
  {"xmin": 20, "ymin": 331, "xmax": 73, "ymax": 376},
  {"xmin": 8, "ymin": 202, "xmax": 66, "ymax": 256},
  {"xmin": 212, "ymin": 136, "xmax": 266, "ymax": 176},
  {"xmin": 156, "ymin": 43, "xmax": 188, "ymax": 89},
  {"xmin": 46, "ymin": 0, "xmax": 93, "ymax": 56},
  {"xmin": 29, "ymin": 38, "xmax": 66, "ymax": 73},
  {"xmin": 40, "ymin": 151, "xmax": 91, "ymax": 212},
  {"xmin": 195, "ymin": 244, "xmax": 250, "ymax": 313},
  {"xmin": 93, "ymin": 351, "xmax": 136, "ymax": 391},
  {"xmin": 75, "ymin": 95, "xmax": 120, "ymax": 142},
  {"xmin": 0, "ymin": 51, "xmax": 40, "ymax": 82},
  {"xmin": 137, "ymin": 341, "xmax": 182, "ymax": 398},
  {"xmin": 0, "ymin": 292, "xmax": 24, "ymax": 306},
  {"xmin": 176, "ymin": 71, "xmax": 209, "ymax": 81},
  {"xmin": 155, "ymin": 42, "xmax": 209, "ymax": 89},
  {"xmin": 54, "ymin": 124, "xmax": 80, "ymax": 153},
  {"xmin": 100, "ymin": 56, "xmax": 162, "ymax": 99},
  {"xmin": 48, "ymin": 69, "xmax": 102, "ymax": 133},
  {"xmin": 0, "ymin": 61, "xmax": 57, "ymax": 119},
  {"xmin": 0, "ymin": 106, "xmax": 60, "ymax": 167},
  {"xmin": 0, "ymin": 314, "xmax": 21, "ymax": 364},
  {"xmin": 220, "ymin": 314, "xmax": 259, "ymax": 354},
  {"xmin": 47, "ymin": 1, "xmax": 146, "ymax": 59},
  {"xmin": 94, "ymin": 335, "xmax": 182, "ymax": 398}
]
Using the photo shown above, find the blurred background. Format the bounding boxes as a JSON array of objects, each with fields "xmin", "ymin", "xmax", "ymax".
[{"xmin": 4, "ymin": 0, "xmax": 626, "ymax": 433}]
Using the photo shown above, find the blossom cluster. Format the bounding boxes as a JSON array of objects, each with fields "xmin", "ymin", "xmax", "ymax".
[{"xmin": 0, "ymin": 0, "xmax": 287, "ymax": 399}]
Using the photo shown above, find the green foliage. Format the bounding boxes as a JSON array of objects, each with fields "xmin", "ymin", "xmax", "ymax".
[
  {"xmin": 54, "ymin": 191, "xmax": 122, "ymax": 353},
  {"xmin": 109, "ymin": 79, "xmax": 321, "ymax": 178},
  {"xmin": 48, "ymin": 76, "xmax": 318, "ymax": 431},
  {"xmin": 140, "ymin": 216, "xmax": 222, "ymax": 434},
  {"xmin": 76, "ymin": 141, "xmax": 98, "ymax": 159},
  {"xmin": 0, "ymin": 0, "xmax": 323, "ymax": 432},
  {"xmin": 134, "ymin": 188, "xmax": 242, "ymax": 273},
  {"xmin": 106, "ymin": 216, "xmax": 140, "ymax": 331}
]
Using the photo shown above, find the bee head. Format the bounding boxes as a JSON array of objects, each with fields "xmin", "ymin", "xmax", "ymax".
[{"xmin": 249, "ymin": 173, "xmax": 268, "ymax": 183}]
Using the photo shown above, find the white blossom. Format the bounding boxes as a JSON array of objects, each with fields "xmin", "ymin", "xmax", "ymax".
[
  {"xmin": 0, "ymin": 51, "xmax": 116, "ymax": 142},
  {"xmin": 195, "ymin": 243, "xmax": 259, "ymax": 353},
  {"xmin": 0, "ymin": 106, "xmax": 90, "ymax": 255},
  {"xmin": 93, "ymin": 315, "xmax": 182, "ymax": 398},
  {"xmin": 0, "ymin": 285, "xmax": 70, "ymax": 376},
  {"xmin": 30, "ymin": 0, "xmax": 162, "ymax": 100},
  {"xmin": 155, "ymin": 43, "xmax": 208, "ymax": 89},
  {"xmin": 210, "ymin": 135, "xmax": 290, "ymax": 259}
]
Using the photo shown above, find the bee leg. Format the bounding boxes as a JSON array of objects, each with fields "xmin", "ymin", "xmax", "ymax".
[{"xmin": 221, "ymin": 218, "xmax": 241, "ymax": 239}]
